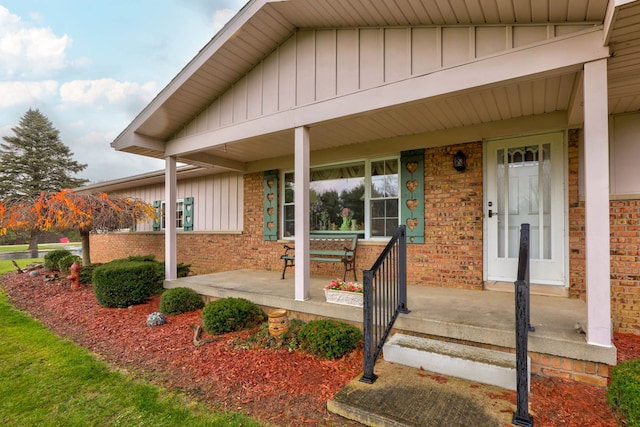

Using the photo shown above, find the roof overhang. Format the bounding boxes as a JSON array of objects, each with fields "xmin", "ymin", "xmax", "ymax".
[{"xmin": 111, "ymin": 0, "xmax": 640, "ymax": 172}]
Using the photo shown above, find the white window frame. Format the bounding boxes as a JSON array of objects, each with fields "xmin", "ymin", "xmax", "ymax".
[
  {"xmin": 161, "ymin": 199, "xmax": 184, "ymax": 230},
  {"xmin": 282, "ymin": 156, "xmax": 400, "ymax": 240}
]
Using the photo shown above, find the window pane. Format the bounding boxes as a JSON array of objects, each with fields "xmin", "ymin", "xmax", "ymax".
[
  {"xmin": 284, "ymin": 206, "xmax": 295, "ymax": 237},
  {"xmin": 309, "ymin": 163, "xmax": 364, "ymax": 231},
  {"xmin": 176, "ymin": 201, "xmax": 184, "ymax": 228},
  {"xmin": 371, "ymin": 200, "xmax": 385, "ymax": 217},
  {"xmin": 371, "ymin": 160, "xmax": 399, "ymax": 197},
  {"xmin": 386, "ymin": 199, "xmax": 398, "ymax": 217},
  {"xmin": 370, "ymin": 219, "xmax": 385, "ymax": 236},
  {"xmin": 284, "ymin": 173, "xmax": 294, "ymax": 203},
  {"xmin": 386, "ymin": 218, "xmax": 399, "ymax": 235}
]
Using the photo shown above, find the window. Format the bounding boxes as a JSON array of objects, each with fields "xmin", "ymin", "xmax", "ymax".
[
  {"xmin": 370, "ymin": 159, "xmax": 399, "ymax": 237},
  {"xmin": 161, "ymin": 199, "xmax": 184, "ymax": 230},
  {"xmin": 283, "ymin": 158, "xmax": 399, "ymax": 238}
]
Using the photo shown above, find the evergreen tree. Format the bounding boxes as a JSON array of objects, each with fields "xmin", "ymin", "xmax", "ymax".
[
  {"xmin": 0, "ymin": 109, "xmax": 89, "ymax": 251},
  {"xmin": 0, "ymin": 109, "xmax": 88, "ymax": 197}
]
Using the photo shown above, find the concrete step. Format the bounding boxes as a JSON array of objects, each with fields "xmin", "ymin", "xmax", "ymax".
[{"xmin": 383, "ymin": 334, "xmax": 529, "ymax": 391}]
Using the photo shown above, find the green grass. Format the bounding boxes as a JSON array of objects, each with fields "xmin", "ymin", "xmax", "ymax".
[
  {"xmin": 0, "ymin": 259, "xmax": 44, "ymax": 274},
  {"xmin": 608, "ymin": 359, "xmax": 640, "ymax": 426},
  {"xmin": 0, "ymin": 288, "xmax": 263, "ymax": 427},
  {"xmin": 0, "ymin": 243, "xmax": 81, "ymax": 253}
]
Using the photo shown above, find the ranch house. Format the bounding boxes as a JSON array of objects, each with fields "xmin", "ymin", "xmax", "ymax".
[{"xmin": 79, "ymin": 0, "xmax": 640, "ymax": 387}]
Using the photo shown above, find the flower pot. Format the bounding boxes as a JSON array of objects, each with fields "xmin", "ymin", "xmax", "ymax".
[
  {"xmin": 268, "ymin": 309, "xmax": 289, "ymax": 337},
  {"xmin": 324, "ymin": 289, "xmax": 363, "ymax": 307}
]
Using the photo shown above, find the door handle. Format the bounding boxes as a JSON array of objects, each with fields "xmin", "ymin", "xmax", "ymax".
[{"xmin": 488, "ymin": 209, "xmax": 499, "ymax": 218}]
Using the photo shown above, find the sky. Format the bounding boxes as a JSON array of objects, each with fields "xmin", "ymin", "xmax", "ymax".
[{"xmin": 0, "ymin": 0, "xmax": 246, "ymax": 184}]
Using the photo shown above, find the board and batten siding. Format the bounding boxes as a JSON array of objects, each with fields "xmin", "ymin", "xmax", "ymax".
[
  {"xmin": 116, "ymin": 173, "xmax": 244, "ymax": 232},
  {"xmin": 610, "ymin": 112, "xmax": 640, "ymax": 197},
  {"xmin": 177, "ymin": 24, "xmax": 592, "ymax": 138}
]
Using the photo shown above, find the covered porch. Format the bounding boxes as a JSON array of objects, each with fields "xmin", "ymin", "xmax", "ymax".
[{"xmin": 165, "ymin": 269, "xmax": 616, "ymax": 383}]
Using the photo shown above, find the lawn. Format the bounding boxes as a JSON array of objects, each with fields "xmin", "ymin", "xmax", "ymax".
[
  {"xmin": 0, "ymin": 259, "xmax": 43, "ymax": 274},
  {"xmin": 0, "ymin": 266, "xmax": 262, "ymax": 426},
  {"xmin": 0, "ymin": 243, "xmax": 80, "ymax": 253},
  {"xmin": 0, "ymin": 289, "xmax": 262, "ymax": 426}
]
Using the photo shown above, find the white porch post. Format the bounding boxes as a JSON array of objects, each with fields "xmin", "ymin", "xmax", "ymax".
[
  {"xmin": 294, "ymin": 126, "xmax": 310, "ymax": 301},
  {"xmin": 165, "ymin": 156, "xmax": 177, "ymax": 281},
  {"xmin": 583, "ymin": 58, "xmax": 611, "ymax": 347}
]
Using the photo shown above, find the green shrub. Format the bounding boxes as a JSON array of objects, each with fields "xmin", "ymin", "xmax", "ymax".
[
  {"xmin": 92, "ymin": 260, "xmax": 163, "ymax": 308},
  {"xmin": 608, "ymin": 359, "xmax": 640, "ymax": 426},
  {"xmin": 176, "ymin": 263, "xmax": 191, "ymax": 278},
  {"xmin": 105, "ymin": 255, "xmax": 165, "ymax": 293},
  {"xmin": 79, "ymin": 263, "xmax": 101, "ymax": 284},
  {"xmin": 58, "ymin": 254, "xmax": 82, "ymax": 274},
  {"xmin": 44, "ymin": 249, "xmax": 72, "ymax": 271},
  {"xmin": 160, "ymin": 287, "xmax": 204, "ymax": 315},
  {"xmin": 298, "ymin": 320, "xmax": 362, "ymax": 359},
  {"xmin": 126, "ymin": 254, "xmax": 157, "ymax": 262},
  {"xmin": 201, "ymin": 298, "xmax": 266, "ymax": 335}
]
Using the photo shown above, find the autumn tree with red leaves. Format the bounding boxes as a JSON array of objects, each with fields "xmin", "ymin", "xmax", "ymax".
[
  {"xmin": 1, "ymin": 109, "xmax": 90, "ymax": 251},
  {"xmin": 0, "ymin": 190, "xmax": 155, "ymax": 266}
]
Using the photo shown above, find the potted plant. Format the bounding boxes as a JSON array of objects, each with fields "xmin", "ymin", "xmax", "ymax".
[{"xmin": 324, "ymin": 278, "xmax": 364, "ymax": 307}]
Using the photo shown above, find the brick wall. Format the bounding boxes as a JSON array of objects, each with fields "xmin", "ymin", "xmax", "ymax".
[
  {"xmin": 568, "ymin": 129, "xmax": 586, "ymax": 300},
  {"xmin": 91, "ymin": 135, "xmax": 640, "ymax": 332},
  {"xmin": 419, "ymin": 142, "xmax": 484, "ymax": 290},
  {"xmin": 611, "ymin": 199, "xmax": 640, "ymax": 333}
]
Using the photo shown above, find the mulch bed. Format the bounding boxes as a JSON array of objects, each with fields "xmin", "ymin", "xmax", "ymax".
[{"xmin": 2, "ymin": 268, "xmax": 638, "ymax": 426}]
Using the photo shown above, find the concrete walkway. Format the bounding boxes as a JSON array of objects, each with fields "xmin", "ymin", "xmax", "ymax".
[{"xmin": 328, "ymin": 360, "xmax": 518, "ymax": 426}]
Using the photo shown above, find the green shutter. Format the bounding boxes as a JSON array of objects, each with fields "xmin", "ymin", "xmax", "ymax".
[
  {"xmin": 264, "ymin": 170, "xmax": 278, "ymax": 241},
  {"xmin": 183, "ymin": 197, "xmax": 194, "ymax": 231},
  {"xmin": 400, "ymin": 150, "xmax": 425, "ymax": 244},
  {"xmin": 152, "ymin": 200, "xmax": 161, "ymax": 231}
]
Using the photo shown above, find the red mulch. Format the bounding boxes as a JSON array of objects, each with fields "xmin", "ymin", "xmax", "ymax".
[{"xmin": 2, "ymin": 268, "xmax": 637, "ymax": 427}]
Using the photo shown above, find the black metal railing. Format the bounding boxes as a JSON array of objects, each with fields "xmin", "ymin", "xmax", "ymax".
[
  {"xmin": 360, "ymin": 225, "xmax": 410, "ymax": 384},
  {"xmin": 513, "ymin": 223, "xmax": 534, "ymax": 427}
]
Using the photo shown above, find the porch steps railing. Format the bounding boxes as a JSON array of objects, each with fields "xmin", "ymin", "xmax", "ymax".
[{"xmin": 361, "ymin": 225, "xmax": 410, "ymax": 384}]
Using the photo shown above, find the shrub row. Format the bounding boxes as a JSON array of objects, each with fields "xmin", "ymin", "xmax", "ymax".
[{"xmin": 201, "ymin": 297, "xmax": 362, "ymax": 359}]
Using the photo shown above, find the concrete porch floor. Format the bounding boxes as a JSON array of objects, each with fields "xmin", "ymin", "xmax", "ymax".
[{"xmin": 165, "ymin": 269, "xmax": 616, "ymax": 366}]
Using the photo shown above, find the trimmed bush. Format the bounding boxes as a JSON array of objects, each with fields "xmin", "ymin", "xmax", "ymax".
[
  {"xmin": 79, "ymin": 263, "xmax": 101, "ymax": 284},
  {"xmin": 44, "ymin": 249, "xmax": 72, "ymax": 271},
  {"xmin": 160, "ymin": 287, "xmax": 204, "ymax": 315},
  {"xmin": 92, "ymin": 260, "xmax": 163, "ymax": 308},
  {"xmin": 202, "ymin": 298, "xmax": 266, "ymax": 335},
  {"xmin": 176, "ymin": 263, "xmax": 192, "ymax": 278},
  {"xmin": 58, "ymin": 254, "xmax": 82, "ymax": 274},
  {"xmin": 298, "ymin": 320, "xmax": 362, "ymax": 359},
  {"xmin": 608, "ymin": 359, "xmax": 640, "ymax": 426}
]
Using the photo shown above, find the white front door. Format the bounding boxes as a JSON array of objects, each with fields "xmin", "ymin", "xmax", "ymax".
[{"xmin": 486, "ymin": 133, "xmax": 566, "ymax": 285}]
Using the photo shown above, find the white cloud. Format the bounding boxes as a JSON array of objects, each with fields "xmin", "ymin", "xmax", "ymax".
[
  {"xmin": 59, "ymin": 79, "xmax": 157, "ymax": 106},
  {"xmin": 0, "ymin": 80, "xmax": 59, "ymax": 107},
  {"xmin": 0, "ymin": 124, "xmax": 13, "ymax": 138},
  {"xmin": 0, "ymin": 6, "xmax": 71, "ymax": 78},
  {"xmin": 75, "ymin": 130, "xmax": 117, "ymax": 145},
  {"xmin": 212, "ymin": 8, "xmax": 237, "ymax": 33}
]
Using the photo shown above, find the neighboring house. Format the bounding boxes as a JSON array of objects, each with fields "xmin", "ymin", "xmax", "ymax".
[{"xmin": 82, "ymin": 0, "xmax": 640, "ymax": 382}]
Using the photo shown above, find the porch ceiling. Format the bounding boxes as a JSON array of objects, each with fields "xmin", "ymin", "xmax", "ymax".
[
  {"xmin": 116, "ymin": 0, "xmax": 640, "ymax": 168},
  {"xmin": 193, "ymin": 68, "xmax": 584, "ymax": 166}
]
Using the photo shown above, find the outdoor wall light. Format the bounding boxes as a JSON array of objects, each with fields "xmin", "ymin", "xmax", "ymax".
[{"xmin": 453, "ymin": 150, "xmax": 466, "ymax": 172}]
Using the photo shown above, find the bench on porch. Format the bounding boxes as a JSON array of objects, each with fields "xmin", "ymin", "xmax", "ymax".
[{"xmin": 280, "ymin": 233, "xmax": 359, "ymax": 281}]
